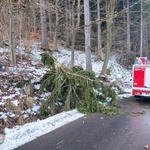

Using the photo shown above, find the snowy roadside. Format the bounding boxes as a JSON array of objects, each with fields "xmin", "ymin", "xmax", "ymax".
[
  {"xmin": 0, "ymin": 109, "xmax": 84, "ymax": 150},
  {"xmin": 0, "ymin": 44, "xmax": 132, "ymax": 149}
]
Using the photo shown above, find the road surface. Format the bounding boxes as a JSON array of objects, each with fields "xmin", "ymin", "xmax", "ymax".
[{"xmin": 15, "ymin": 97, "xmax": 150, "ymax": 150}]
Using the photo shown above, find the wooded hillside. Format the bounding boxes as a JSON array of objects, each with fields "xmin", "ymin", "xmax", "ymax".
[
  {"xmin": 0, "ymin": 0, "xmax": 140, "ymax": 127},
  {"xmin": 0, "ymin": 0, "xmax": 150, "ymax": 69}
]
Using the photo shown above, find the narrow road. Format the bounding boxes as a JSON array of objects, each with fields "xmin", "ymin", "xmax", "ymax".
[{"xmin": 15, "ymin": 97, "xmax": 150, "ymax": 150}]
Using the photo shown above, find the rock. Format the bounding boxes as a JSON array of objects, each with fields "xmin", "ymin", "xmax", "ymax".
[{"xmin": 24, "ymin": 97, "xmax": 34, "ymax": 109}]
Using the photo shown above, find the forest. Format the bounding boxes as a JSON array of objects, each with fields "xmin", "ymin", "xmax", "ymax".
[
  {"xmin": 0, "ymin": 0, "xmax": 150, "ymax": 125},
  {"xmin": 1, "ymin": 0, "xmax": 150, "ymax": 71},
  {"xmin": 0, "ymin": 0, "xmax": 150, "ymax": 147}
]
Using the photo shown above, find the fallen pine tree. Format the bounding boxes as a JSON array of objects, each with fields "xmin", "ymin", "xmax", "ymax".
[{"xmin": 39, "ymin": 52, "xmax": 120, "ymax": 118}]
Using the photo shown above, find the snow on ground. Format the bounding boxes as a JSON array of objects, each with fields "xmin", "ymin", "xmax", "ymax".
[
  {"xmin": 0, "ymin": 44, "xmax": 132, "ymax": 150},
  {"xmin": 0, "ymin": 109, "xmax": 84, "ymax": 150}
]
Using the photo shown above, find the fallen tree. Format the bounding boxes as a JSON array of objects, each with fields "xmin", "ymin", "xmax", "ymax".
[{"xmin": 39, "ymin": 52, "xmax": 119, "ymax": 118}]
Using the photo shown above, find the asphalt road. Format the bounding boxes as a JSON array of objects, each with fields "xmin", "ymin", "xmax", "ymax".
[{"xmin": 14, "ymin": 97, "xmax": 150, "ymax": 150}]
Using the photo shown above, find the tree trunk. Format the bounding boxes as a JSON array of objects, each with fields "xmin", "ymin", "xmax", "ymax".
[
  {"xmin": 0, "ymin": 30, "xmax": 3, "ymax": 47},
  {"xmin": 48, "ymin": 12, "xmax": 52, "ymax": 34},
  {"xmin": 101, "ymin": 0, "xmax": 115, "ymax": 76},
  {"xmin": 65, "ymin": 0, "xmax": 71, "ymax": 47},
  {"xmin": 84, "ymin": 0, "xmax": 92, "ymax": 71},
  {"xmin": 145, "ymin": 23, "xmax": 149, "ymax": 55},
  {"xmin": 31, "ymin": 6, "xmax": 37, "ymax": 33},
  {"xmin": 19, "ymin": 10, "xmax": 23, "ymax": 61},
  {"xmin": 140, "ymin": 0, "xmax": 143, "ymax": 57},
  {"xmin": 53, "ymin": 0, "xmax": 59, "ymax": 51},
  {"xmin": 97, "ymin": 0, "xmax": 102, "ymax": 59},
  {"xmin": 8, "ymin": 0, "xmax": 16, "ymax": 66},
  {"xmin": 127, "ymin": 0, "xmax": 131, "ymax": 54},
  {"xmin": 71, "ymin": 0, "xmax": 80, "ymax": 68},
  {"xmin": 40, "ymin": 0, "xmax": 49, "ymax": 50}
]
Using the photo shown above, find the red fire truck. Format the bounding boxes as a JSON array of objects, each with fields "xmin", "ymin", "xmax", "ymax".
[{"xmin": 132, "ymin": 57, "xmax": 150, "ymax": 99}]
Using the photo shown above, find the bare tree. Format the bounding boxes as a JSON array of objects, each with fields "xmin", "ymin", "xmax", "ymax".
[
  {"xmin": 31, "ymin": 5, "xmax": 37, "ymax": 33},
  {"xmin": 48, "ymin": 11, "xmax": 52, "ymax": 34},
  {"xmin": 140, "ymin": 0, "xmax": 143, "ymax": 56},
  {"xmin": 0, "ymin": 21, "xmax": 3, "ymax": 47},
  {"xmin": 65, "ymin": 0, "xmax": 71, "ymax": 47},
  {"xmin": 84, "ymin": 0, "xmax": 92, "ymax": 71},
  {"xmin": 53, "ymin": 0, "xmax": 59, "ymax": 51},
  {"xmin": 101, "ymin": 0, "xmax": 115, "ymax": 76},
  {"xmin": 8, "ymin": 0, "xmax": 16, "ymax": 66},
  {"xmin": 127, "ymin": 0, "xmax": 131, "ymax": 54},
  {"xmin": 97, "ymin": 0, "xmax": 103, "ymax": 60},
  {"xmin": 40, "ymin": 0, "xmax": 49, "ymax": 50},
  {"xmin": 71, "ymin": 0, "xmax": 80, "ymax": 68}
]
